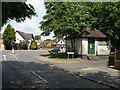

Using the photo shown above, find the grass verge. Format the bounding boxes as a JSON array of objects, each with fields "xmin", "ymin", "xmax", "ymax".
[{"xmin": 46, "ymin": 52, "xmax": 68, "ymax": 60}]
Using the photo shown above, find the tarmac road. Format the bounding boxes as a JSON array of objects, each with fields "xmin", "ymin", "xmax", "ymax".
[{"xmin": 2, "ymin": 50, "xmax": 112, "ymax": 89}]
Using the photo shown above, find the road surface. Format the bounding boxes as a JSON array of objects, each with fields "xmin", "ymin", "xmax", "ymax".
[{"xmin": 2, "ymin": 50, "xmax": 112, "ymax": 88}]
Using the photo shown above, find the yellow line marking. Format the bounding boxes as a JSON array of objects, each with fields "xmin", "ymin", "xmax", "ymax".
[{"xmin": 81, "ymin": 68, "xmax": 98, "ymax": 71}]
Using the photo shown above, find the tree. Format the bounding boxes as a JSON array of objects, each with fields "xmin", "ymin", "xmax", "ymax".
[
  {"xmin": 40, "ymin": 2, "xmax": 120, "ymax": 51},
  {"xmin": 18, "ymin": 40, "xmax": 28, "ymax": 50},
  {"xmin": 35, "ymin": 35, "xmax": 41, "ymax": 40},
  {"xmin": 52, "ymin": 38, "xmax": 56, "ymax": 42},
  {"xmin": 40, "ymin": 2, "xmax": 94, "ymax": 54},
  {"xmin": 30, "ymin": 40, "xmax": 37, "ymax": 50},
  {"xmin": 44, "ymin": 39, "xmax": 51, "ymax": 41},
  {"xmin": 2, "ymin": 2, "xmax": 36, "ymax": 26},
  {"xmin": 3, "ymin": 24, "xmax": 16, "ymax": 50},
  {"xmin": 88, "ymin": 2, "xmax": 120, "ymax": 50}
]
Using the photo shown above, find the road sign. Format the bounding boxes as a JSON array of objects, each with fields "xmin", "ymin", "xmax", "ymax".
[
  {"xmin": 67, "ymin": 52, "xmax": 74, "ymax": 54},
  {"xmin": 67, "ymin": 52, "xmax": 74, "ymax": 59}
]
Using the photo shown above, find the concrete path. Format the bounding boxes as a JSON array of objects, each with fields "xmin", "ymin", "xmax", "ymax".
[{"xmin": 35, "ymin": 55, "xmax": 120, "ymax": 89}]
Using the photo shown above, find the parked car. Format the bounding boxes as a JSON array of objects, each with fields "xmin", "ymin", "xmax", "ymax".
[{"xmin": 48, "ymin": 48, "xmax": 60, "ymax": 53}]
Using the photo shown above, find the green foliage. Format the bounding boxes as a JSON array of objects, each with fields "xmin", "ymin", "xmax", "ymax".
[
  {"xmin": 47, "ymin": 53, "xmax": 67, "ymax": 60},
  {"xmin": 40, "ymin": 46, "xmax": 43, "ymax": 48},
  {"xmin": 35, "ymin": 35, "xmax": 41, "ymax": 40},
  {"xmin": 89, "ymin": 2, "xmax": 120, "ymax": 49},
  {"xmin": 3, "ymin": 24, "xmax": 16, "ymax": 50},
  {"xmin": 42, "ymin": 43, "xmax": 46, "ymax": 47},
  {"xmin": 40, "ymin": 2, "xmax": 92, "ymax": 38},
  {"xmin": 40, "ymin": 2, "xmax": 95, "ymax": 53},
  {"xmin": 51, "ymin": 38, "xmax": 56, "ymax": 42},
  {"xmin": 40, "ymin": 2, "xmax": 120, "ymax": 50},
  {"xmin": 2, "ymin": 2, "xmax": 36, "ymax": 26},
  {"xmin": 44, "ymin": 39, "xmax": 51, "ymax": 41},
  {"xmin": 30, "ymin": 40, "xmax": 37, "ymax": 50},
  {"xmin": 18, "ymin": 40, "xmax": 28, "ymax": 50}
]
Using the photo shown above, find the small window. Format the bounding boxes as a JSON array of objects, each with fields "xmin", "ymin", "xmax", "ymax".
[{"xmin": 98, "ymin": 41, "xmax": 107, "ymax": 46}]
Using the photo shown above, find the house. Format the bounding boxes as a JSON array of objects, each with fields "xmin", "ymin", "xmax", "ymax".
[
  {"xmin": 55, "ymin": 37, "xmax": 66, "ymax": 50},
  {"xmin": 35, "ymin": 40, "xmax": 43, "ymax": 46},
  {"xmin": 15, "ymin": 31, "xmax": 34, "ymax": 49},
  {"xmin": 66, "ymin": 28, "xmax": 110, "ymax": 59},
  {"xmin": 44, "ymin": 41, "xmax": 54, "ymax": 47},
  {"xmin": 35, "ymin": 40, "xmax": 43, "ymax": 49},
  {"xmin": 39, "ymin": 41, "xmax": 52, "ymax": 48},
  {"xmin": 47, "ymin": 41, "xmax": 53, "ymax": 47}
]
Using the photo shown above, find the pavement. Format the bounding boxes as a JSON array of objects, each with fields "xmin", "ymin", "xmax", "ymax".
[{"xmin": 35, "ymin": 54, "xmax": 120, "ymax": 89}]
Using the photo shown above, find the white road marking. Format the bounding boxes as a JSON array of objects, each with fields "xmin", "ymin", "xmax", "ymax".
[
  {"xmin": 3, "ymin": 55, "xmax": 7, "ymax": 61},
  {"xmin": 13, "ymin": 54, "xmax": 20, "ymax": 61},
  {"xmin": 9, "ymin": 53, "xmax": 19, "ymax": 61},
  {"xmin": 30, "ymin": 71, "xmax": 48, "ymax": 83}
]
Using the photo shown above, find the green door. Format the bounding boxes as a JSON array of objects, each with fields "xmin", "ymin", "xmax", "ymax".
[{"xmin": 88, "ymin": 38, "xmax": 95, "ymax": 54}]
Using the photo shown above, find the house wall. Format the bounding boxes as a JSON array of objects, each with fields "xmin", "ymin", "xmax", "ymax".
[
  {"xmin": 96, "ymin": 40, "xmax": 110, "ymax": 55},
  {"xmin": 95, "ymin": 40, "xmax": 98, "ymax": 55},
  {"xmin": 66, "ymin": 38, "xmax": 110, "ymax": 56},
  {"xmin": 82, "ymin": 38, "xmax": 88, "ymax": 55},
  {"xmin": 0, "ymin": 38, "xmax": 5, "ymax": 50},
  {"xmin": 75, "ymin": 38, "xmax": 82, "ymax": 55},
  {"xmin": 28, "ymin": 39, "xmax": 33, "ymax": 49},
  {"xmin": 36, "ymin": 42, "xmax": 40, "ymax": 45},
  {"xmin": 15, "ymin": 32, "xmax": 24, "ymax": 43},
  {"xmin": 57, "ymin": 39, "xmax": 65, "ymax": 45},
  {"xmin": 66, "ymin": 39, "xmax": 72, "ymax": 52}
]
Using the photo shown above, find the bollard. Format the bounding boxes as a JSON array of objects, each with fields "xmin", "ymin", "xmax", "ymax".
[{"xmin": 12, "ymin": 49, "xmax": 14, "ymax": 53}]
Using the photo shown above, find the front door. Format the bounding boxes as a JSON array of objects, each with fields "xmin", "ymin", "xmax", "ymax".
[{"xmin": 88, "ymin": 38, "xmax": 95, "ymax": 54}]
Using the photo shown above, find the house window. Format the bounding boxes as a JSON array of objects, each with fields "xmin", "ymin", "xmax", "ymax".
[{"xmin": 98, "ymin": 41, "xmax": 107, "ymax": 46}]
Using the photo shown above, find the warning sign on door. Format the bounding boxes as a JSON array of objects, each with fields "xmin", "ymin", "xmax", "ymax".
[{"xmin": 90, "ymin": 43, "xmax": 92, "ymax": 48}]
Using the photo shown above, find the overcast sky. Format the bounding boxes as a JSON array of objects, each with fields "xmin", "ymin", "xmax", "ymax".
[{"xmin": 2, "ymin": 0, "xmax": 55, "ymax": 41}]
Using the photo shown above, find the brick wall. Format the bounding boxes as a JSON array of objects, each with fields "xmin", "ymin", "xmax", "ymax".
[{"xmin": 0, "ymin": 38, "xmax": 5, "ymax": 50}]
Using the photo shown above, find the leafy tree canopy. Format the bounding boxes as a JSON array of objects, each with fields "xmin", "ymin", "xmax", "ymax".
[
  {"xmin": 40, "ymin": 2, "xmax": 93, "ymax": 38},
  {"xmin": 44, "ymin": 39, "xmax": 51, "ymax": 41},
  {"xmin": 40, "ymin": 2, "xmax": 120, "ymax": 49},
  {"xmin": 2, "ymin": 2, "xmax": 36, "ymax": 26},
  {"xmin": 88, "ymin": 2, "xmax": 120, "ymax": 49},
  {"xmin": 3, "ymin": 24, "xmax": 16, "ymax": 50},
  {"xmin": 35, "ymin": 35, "xmax": 41, "ymax": 40}
]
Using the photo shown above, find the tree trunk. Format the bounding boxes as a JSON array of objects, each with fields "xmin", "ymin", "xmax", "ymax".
[
  {"xmin": 71, "ymin": 39, "xmax": 73, "ymax": 51},
  {"xmin": 70, "ymin": 38, "xmax": 78, "ymax": 58}
]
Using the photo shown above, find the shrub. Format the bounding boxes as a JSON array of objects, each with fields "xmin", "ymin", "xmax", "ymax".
[
  {"xmin": 30, "ymin": 40, "xmax": 37, "ymax": 50},
  {"xmin": 18, "ymin": 40, "xmax": 28, "ymax": 50}
]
